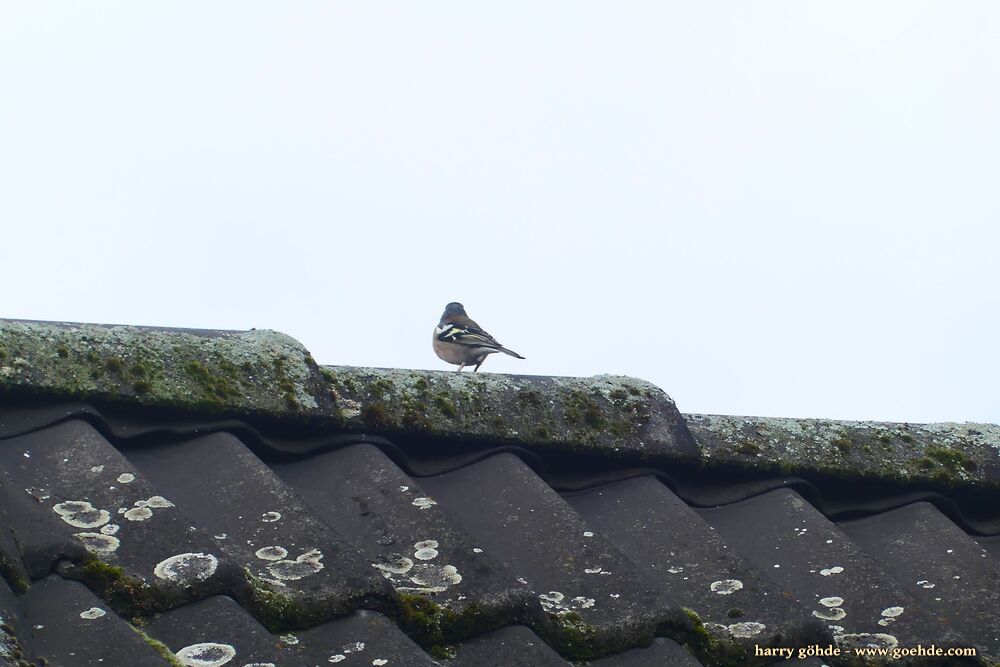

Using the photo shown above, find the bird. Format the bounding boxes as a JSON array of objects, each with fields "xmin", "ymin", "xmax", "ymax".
[{"xmin": 433, "ymin": 302, "xmax": 525, "ymax": 372}]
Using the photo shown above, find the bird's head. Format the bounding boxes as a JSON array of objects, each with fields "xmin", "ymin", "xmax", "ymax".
[{"xmin": 442, "ymin": 302, "xmax": 467, "ymax": 318}]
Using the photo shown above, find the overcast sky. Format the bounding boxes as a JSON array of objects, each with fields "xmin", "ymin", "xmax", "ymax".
[{"xmin": 2, "ymin": 3, "xmax": 998, "ymax": 424}]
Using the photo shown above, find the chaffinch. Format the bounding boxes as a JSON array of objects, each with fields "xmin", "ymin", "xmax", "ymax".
[{"xmin": 433, "ymin": 302, "xmax": 525, "ymax": 372}]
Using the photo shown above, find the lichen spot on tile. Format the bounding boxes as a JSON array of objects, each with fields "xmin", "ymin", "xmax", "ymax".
[
  {"xmin": 571, "ymin": 596, "xmax": 595, "ymax": 609},
  {"xmin": 244, "ymin": 664, "xmax": 276, "ymax": 667},
  {"xmin": 100, "ymin": 523, "xmax": 120, "ymax": 535},
  {"xmin": 812, "ymin": 607, "xmax": 846, "ymax": 621},
  {"xmin": 373, "ymin": 555, "xmax": 414, "ymax": 577},
  {"xmin": 584, "ymin": 567, "xmax": 603, "ymax": 574},
  {"xmin": 255, "ymin": 546, "xmax": 288, "ymax": 561},
  {"xmin": 710, "ymin": 579, "xmax": 743, "ymax": 595},
  {"xmin": 373, "ymin": 660, "xmax": 388, "ymax": 666},
  {"xmin": 399, "ymin": 563, "xmax": 462, "ymax": 593},
  {"xmin": 728, "ymin": 621, "xmax": 766, "ymax": 638},
  {"xmin": 154, "ymin": 552, "xmax": 219, "ymax": 584},
  {"xmin": 329, "ymin": 657, "xmax": 345, "ymax": 664},
  {"xmin": 819, "ymin": 597, "xmax": 844, "ymax": 607},
  {"xmin": 53, "ymin": 501, "xmax": 111, "ymax": 529},
  {"xmin": 175, "ymin": 642, "xmax": 236, "ymax": 667},
  {"xmin": 538, "ymin": 591, "xmax": 565, "ymax": 613},
  {"xmin": 879, "ymin": 606, "xmax": 904, "ymax": 625},
  {"xmin": 916, "ymin": 580, "xmax": 935, "ymax": 589},
  {"xmin": 279, "ymin": 634, "xmax": 299, "ymax": 645},
  {"xmin": 413, "ymin": 540, "xmax": 439, "ymax": 561},
  {"xmin": 261, "ymin": 511, "xmax": 282, "ymax": 523},
  {"xmin": 267, "ymin": 549, "xmax": 324, "ymax": 581},
  {"xmin": 819, "ymin": 566, "xmax": 844, "ymax": 576},
  {"xmin": 74, "ymin": 532, "xmax": 121, "ymax": 556},
  {"xmin": 667, "ymin": 566, "xmax": 684, "ymax": 574},
  {"xmin": 79, "ymin": 607, "xmax": 106, "ymax": 620},
  {"xmin": 116, "ymin": 473, "xmax": 135, "ymax": 484},
  {"xmin": 90, "ymin": 465, "xmax": 105, "ymax": 473},
  {"xmin": 124, "ymin": 507, "xmax": 154, "ymax": 522},
  {"xmin": 411, "ymin": 497, "xmax": 436, "ymax": 510}
]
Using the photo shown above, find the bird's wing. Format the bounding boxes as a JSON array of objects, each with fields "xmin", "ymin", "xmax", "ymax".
[{"xmin": 435, "ymin": 322, "xmax": 503, "ymax": 349}]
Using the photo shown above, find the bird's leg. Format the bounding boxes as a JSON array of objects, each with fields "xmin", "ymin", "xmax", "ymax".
[
  {"xmin": 473, "ymin": 360, "xmax": 483, "ymax": 372},
  {"xmin": 456, "ymin": 364, "xmax": 465, "ymax": 373}
]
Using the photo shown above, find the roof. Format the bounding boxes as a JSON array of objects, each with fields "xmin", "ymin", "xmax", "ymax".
[{"xmin": 0, "ymin": 318, "xmax": 998, "ymax": 666}]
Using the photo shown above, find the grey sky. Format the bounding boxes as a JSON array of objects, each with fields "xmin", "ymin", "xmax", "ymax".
[{"xmin": 2, "ymin": 3, "xmax": 998, "ymax": 423}]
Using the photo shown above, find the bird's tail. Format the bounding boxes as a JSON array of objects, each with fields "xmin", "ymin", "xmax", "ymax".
[{"xmin": 497, "ymin": 346, "xmax": 525, "ymax": 360}]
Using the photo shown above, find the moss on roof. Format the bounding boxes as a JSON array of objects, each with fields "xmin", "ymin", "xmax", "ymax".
[
  {"xmin": 2, "ymin": 318, "xmax": 998, "ymax": 494},
  {"xmin": 687, "ymin": 414, "xmax": 1000, "ymax": 491}
]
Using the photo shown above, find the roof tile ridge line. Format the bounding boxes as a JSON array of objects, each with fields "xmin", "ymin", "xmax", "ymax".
[
  {"xmin": 0, "ymin": 318, "xmax": 339, "ymax": 419},
  {"xmin": 684, "ymin": 412, "xmax": 1000, "ymax": 494}
]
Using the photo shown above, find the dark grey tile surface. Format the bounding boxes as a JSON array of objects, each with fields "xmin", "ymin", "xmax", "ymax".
[
  {"xmin": 564, "ymin": 475, "xmax": 828, "ymax": 651},
  {"xmin": 22, "ymin": 576, "xmax": 165, "ymax": 666},
  {"xmin": 125, "ymin": 432, "xmax": 391, "ymax": 627},
  {"xmin": 271, "ymin": 443, "xmax": 533, "ymax": 640},
  {"xmin": 698, "ymin": 488, "xmax": 968, "ymax": 652},
  {"xmin": 419, "ymin": 453, "xmax": 675, "ymax": 656},
  {"xmin": 838, "ymin": 501, "xmax": 1000, "ymax": 658},
  {"xmin": 587, "ymin": 637, "xmax": 703, "ymax": 666},
  {"xmin": 0, "ymin": 421, "xmax": 240, "ymax": 613},
  {"xmin": 451, "ymin": 625, "xmax": 570, "ymax": 667}
]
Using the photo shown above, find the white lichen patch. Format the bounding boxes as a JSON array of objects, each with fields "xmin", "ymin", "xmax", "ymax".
[
  {"xmin": 538, "ymin": 591, "xmax": 565, "ymax": 612},
  {"xmin": 667, "ymin": 566, "xmax": 684, "ymax": 574},
  {"xmin": 175, "ymin": 642, "xmax": 236, "ymax": 666},
  {"xmin": 124, "ymin": 507, "xmax": 154, "ymax": 522},
  {"xmin": 143, "ymin": 496, "xmax": 174, "ymax": 509},
  {"xmin": 710, "ymin": 579, "xmax": 743, "ymax": 595},
  {"xmin": 91, "ymin": 465, "xmax": 105, "ymax": 473},
  {"xmin": 154, "ymin": 553, "xmax": 219, "ymax": 584},
  {"xmin": 414, "ymin": 547, "xmax": 438, "ymax": 561},
  {"xmin": 820, "ymin": 566, "xmax": 844, "ymax": 576},
  {"xmin": 881, "ymin": 606, "xmax": 904, "ymax": 617},
  {"xmin": 728, "ymin": 621, "xmax": 766, "ymax": 638},
  {"xmin": 538, "ymin": 591, "xmax": 595, "ymax": 614},
  {"xmin": 329, "ymin": 657, "xmax": 345, "ymax": 664},
  {"xmin": 116, "ymin": 473, "xmax": 135, "ymax": 484},
  {"xmin": 812, "ymin": 608, "xmax": 846, "ymax": 621},
  {"xmin": 53, "ymin": 501, "xmax": 111, "ymax": 529},
  {"xmin": 261, "ymin": 511, "xmax": 281, "ymax": 523},
  {"xmin": 372, "ymin": 555, "xmax": 414, "ymax": 576},
  {"xmin": 74, "ymin": 532, "xmax": 121, "ymax": 556},
  {"xmin": 916, "ymin": 580, "xmax": 935, "ymax": 589},
  {"xmin": 584, "ymin": 567, "xmax": 603, "ymax": 574},
  {"xmin": 398, "ymin": 563, "xmax": 462, "ymax": 593},
  {"xmin": 373, "ymin": 660, "xmax": 388, "ymax": 666},
  {"xmin": 244, "ymin": 664, "xmax": 275, "ymax": 667},
  {"xmin": 819, "ymin": 597, "xmax": 844, "ymax": 607},
  {"xmin": 267, "ymin": 549, "xmax": 324, "ymax": 581},
  {"xmin": 79, "ymin": 607, "xmax": 106, "ymax": 620},
  {"xmin": 411, "ymin": 497, "xmax": 436, "ymax": 510},
  {"xmin": 255, "ymin": 546, "xmax": 288, "ymax": 561},
  {"xmin": 101, "ymin": 523, "xmax": 120, "ymax": 535},
  {"xmin": 835, "ymin": 633, "xmax": 898, "ymax": 650},
  {"xmin": 279, "ymin": 634, "xmax": 299, "ymax": 645}
]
